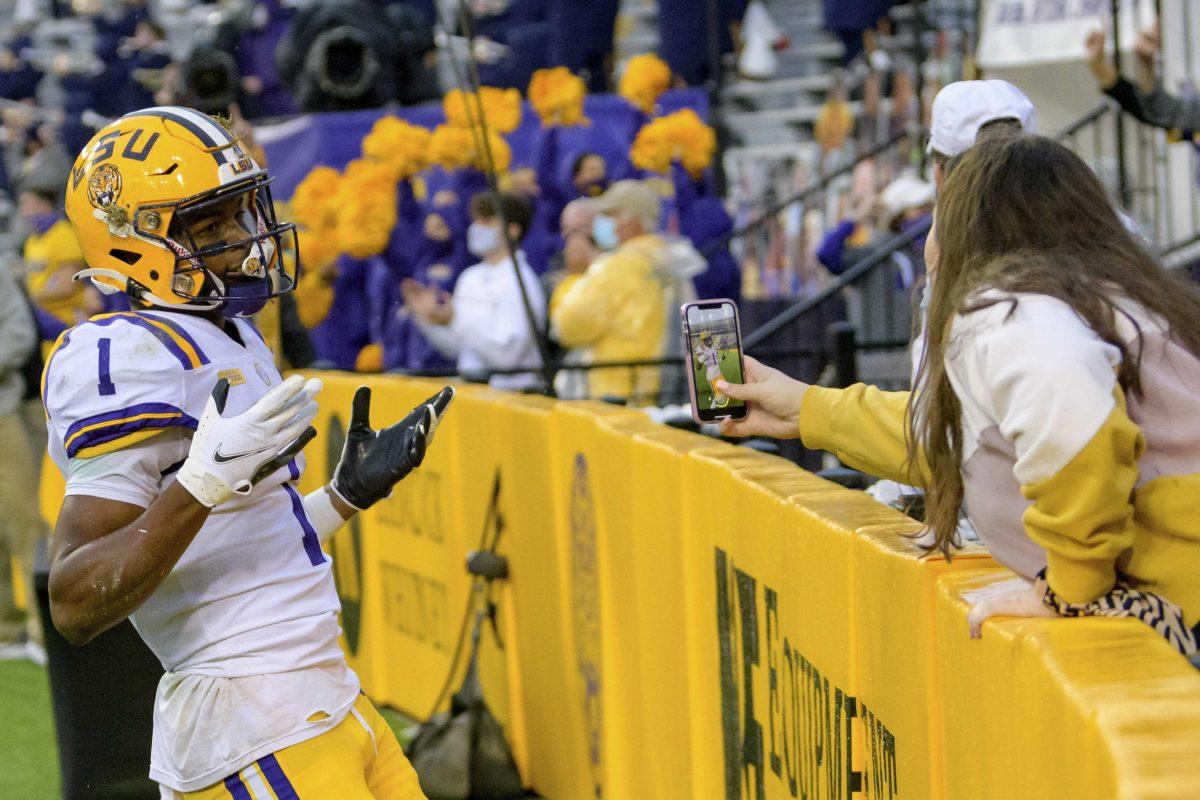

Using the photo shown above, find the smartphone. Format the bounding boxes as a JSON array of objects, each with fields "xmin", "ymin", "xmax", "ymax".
[{"xmin": 681, "ymin": 299, "xmax": 749, "ymax": 424}]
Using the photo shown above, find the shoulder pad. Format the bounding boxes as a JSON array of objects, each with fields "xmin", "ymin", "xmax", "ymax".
[{"xmin": 43, "ymin": 314, "xmax": 200, "ymax": 459}]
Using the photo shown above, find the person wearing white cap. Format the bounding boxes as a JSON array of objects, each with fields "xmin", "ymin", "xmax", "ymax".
[
  {"xmin": 816, "ymin": 172, "xmax": 934, "ymax": 287},
  {"xmin": 926, "ymin": 79, "xmax": 1036, "ymax": 189}
]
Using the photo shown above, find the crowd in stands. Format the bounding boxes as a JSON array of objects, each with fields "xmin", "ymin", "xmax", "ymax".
[
  {"xmin": 0, "ymin": 0, "xmax": 777, "ymax": 406},
  {"xmin": 286, "ymin": 62, "xmax": 739, "ymax": 403}
]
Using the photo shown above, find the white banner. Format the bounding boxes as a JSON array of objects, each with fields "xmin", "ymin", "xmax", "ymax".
[{"xmin": 978, "ymin": 0, "xmax": 1158, "ymax": 69}]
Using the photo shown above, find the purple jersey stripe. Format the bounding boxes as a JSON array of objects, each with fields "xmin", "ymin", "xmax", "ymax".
[
  {"xmin": 282, "ymin": 482, "xmax": 326, "ymax": 566},
  {"xmin": 258, "ymin": 753, "xmax": 301, "ymax": 800},
  {"xmin": 223, "ymin": 772, "xmax": 253, "ymax": 800},
  {"xmin": 63, "ymin": 402, "xmax": 193, "ymax": 441},
  {"xmin": 64, "ymin": 402, "xmax": 198, "ymax": 458},
  {"xmin": 140, "ymin": 312, "xmax": 211, "ymax": 364},
  {"xmin": 65, "ymin": 413, "xmax": 197, "ymax": 458}
]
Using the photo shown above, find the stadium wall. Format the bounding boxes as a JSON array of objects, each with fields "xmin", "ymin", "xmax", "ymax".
[{"xmin": 35, "ymin": 372, "xmax": 1200, "ymax": 799}]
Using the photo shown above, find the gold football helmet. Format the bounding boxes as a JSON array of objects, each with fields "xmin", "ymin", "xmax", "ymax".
[
  {"xmin": 699, "ymin": 330, "xmax": 713, "ymax": 346},
  {"xmin": 65, "ymin": 106, "xmax": 297, "ymax": 315}
]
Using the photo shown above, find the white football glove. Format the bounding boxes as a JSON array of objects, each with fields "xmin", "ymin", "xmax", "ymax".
[{"xmin": 177, "ymin": 374, "xmax": 323, "ymax": 508}]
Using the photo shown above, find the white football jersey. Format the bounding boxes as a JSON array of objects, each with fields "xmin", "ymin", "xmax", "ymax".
[
  {"xmin": 698, "ymin": 344, "xmax": 721, "ymax": 374},
  {"xmin": 43, "ymin": 309, "xmax": 346, "ymax": 675},
  {"xmin": 44, "ymin": 310, "xmax": 358, "ymax": 790}
]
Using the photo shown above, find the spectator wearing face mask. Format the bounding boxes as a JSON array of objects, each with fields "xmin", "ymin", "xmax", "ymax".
[
  {"xmin": 405, "ymin": 192, "xmax": 545, "ymax": 390},
  {"xmin": 551, "ymin": 180, "xmax": 699, "ymax": 405},
  {"xmin": 523, "ymin": 125, "xmax": 614, "ymax": 271}
]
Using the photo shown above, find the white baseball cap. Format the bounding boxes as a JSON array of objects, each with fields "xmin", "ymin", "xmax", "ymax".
[
  {"xmin": 880, "ymin": 173, "xmax": 935, "ymax": 228},
  {"xmin": 927, "ymin": 80, "xmax": 1036, "ymax": 157}
]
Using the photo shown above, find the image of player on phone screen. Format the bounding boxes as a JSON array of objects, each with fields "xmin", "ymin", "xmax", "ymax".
[{"xmin": 682, "ymin": 299, "xmax": 748, "ymax": 424}]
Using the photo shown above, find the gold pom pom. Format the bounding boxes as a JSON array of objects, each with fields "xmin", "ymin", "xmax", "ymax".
[
  {"xmin": 429, "ymin": 124, "xmax": 512, "ymax": 173},
  {"xmin": 296, "ymin": 224, "xmax": 339, "ymax": 274},
  {"xmin": 619, "ymin": 53, "xmax": 672, "ymax": 114},
  {"xmin": 362, "ymin": 116, "xmax": 433, "ymax": 180},
  {"xmin": 291, "ymin": 166, "xmax": 342, "ymax": 231},
  {"xmin": 334, "ymin": 158, "xmax": 399, "ymax": 259},
  {"xmin": 528, "ymin": 67, "xmax": 588, "ymax": 127},
  {"xmin": 444, "ymin": 87, "xmax": 523, "ymax": 134},
  {"xmin": 630, "ymin": 109, "xmax": 716, "ymax": 177}
]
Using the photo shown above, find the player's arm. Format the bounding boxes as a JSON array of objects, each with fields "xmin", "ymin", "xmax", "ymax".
[
  {"xmin": 50, "ymin": 484, "xmax": 212, "ymax": 645},
  {"xmin": 302, "ymin": 385, "xmax": 455, "ymax": 541},
  {"xmin": 49, "ymin": 376, "xmax": 321, "ymax": 645}
]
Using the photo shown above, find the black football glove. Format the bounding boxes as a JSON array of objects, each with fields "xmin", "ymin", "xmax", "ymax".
[{"xmin": 330, "ymin": 385, "xmax": 455, "ymax": 511}]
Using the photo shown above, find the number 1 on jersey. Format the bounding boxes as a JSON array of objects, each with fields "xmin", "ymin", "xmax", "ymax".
[{"xmin": 97, "ymin": 338, "xmax": 116, "ymax": 396}]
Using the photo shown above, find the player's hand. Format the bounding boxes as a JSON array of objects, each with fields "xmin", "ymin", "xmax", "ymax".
[
  {"xmin": 717, "ymin": 356, "xmax": 809, "ymax": 440},
  {"xmin": 177, "ymin": 375, "xmax": 322, "ymax": 508},
  {"xmin": 330, "ymin": 385, "xmax": 455, "ymax": 511}
]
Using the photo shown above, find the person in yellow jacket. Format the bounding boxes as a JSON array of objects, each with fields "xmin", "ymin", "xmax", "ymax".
[
  {"xmin": 18, "ymin": 187, "xmax": 102, "ymax": 325},
  {"xmin": 550, "ymin": 180, "xmax": 673, "ymax": 405},
  {"xmin": 719, "ymin": 135, "xmax": 1200, "ymax": 656}
]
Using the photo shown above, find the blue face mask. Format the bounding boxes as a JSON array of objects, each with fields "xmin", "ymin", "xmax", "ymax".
[
  {"xmin": 591, "ymin": 214, "xmax": 619, "ymax": 251},
  {"xmin": 467, "ymin": 222, "xmax": 501, "ymax": 258},
  {"xmin": 220, "ymin": 276, "xmax": 272, "ymax": 318}
]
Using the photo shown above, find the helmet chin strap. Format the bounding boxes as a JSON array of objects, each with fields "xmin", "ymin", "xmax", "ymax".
[
  {"xmin": 74, "ymin": 268, "xmax": 128, "ymax": 295},
  {"xmin": 74, "ymin": 268, "xmax": 223, "ymax": 310}
]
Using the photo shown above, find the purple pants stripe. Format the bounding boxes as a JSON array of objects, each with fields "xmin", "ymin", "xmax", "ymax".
[
  {"xmin": 258, "ymin": 753, "xmax": 301, "ymax": 800},
  {"xmin": 223, "ymin": 772, "xmax": 253, "ymax": 800}
]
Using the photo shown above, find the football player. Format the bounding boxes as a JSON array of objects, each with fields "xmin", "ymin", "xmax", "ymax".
[
  {"xmin": 695, "ymin": 330, "xmax": 728, "ymax": 409},
  {"xmin": 44, "ymin": 106, "xmax": 451, "ymax": 799}
]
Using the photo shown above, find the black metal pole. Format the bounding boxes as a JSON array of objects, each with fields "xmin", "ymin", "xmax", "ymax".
[
  {"xmin": 1112, "ymin": 0, "xmax": 1132, "ymax": 209},
  {"xmin": 826, "ymin": 322, "xmax": 858, "ymax": 388},
  {"xmin": 706, "ymin": 0, "xmax": 729, "ymax": 196}
]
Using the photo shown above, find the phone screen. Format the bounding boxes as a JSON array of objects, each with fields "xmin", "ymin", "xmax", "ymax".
[{"xmin": 685, "ymin": 300, "xmax": 747, "ymax": 422}]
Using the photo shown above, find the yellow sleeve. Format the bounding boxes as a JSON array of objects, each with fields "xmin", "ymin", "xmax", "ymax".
[
  {"xmin": 548, "ymin": 273, "xmax": 582, "ymax": 320},
  {"xmin": 1020, "ymin": 389, "xmax": 1142, "ymax": 605},
  {"xmin": 550, "ymin": 253, "xmax": 634, "ymax": 348},
  {"xmin": 798, "ymin": 384, "xmax": 929, "ymax": 486}
]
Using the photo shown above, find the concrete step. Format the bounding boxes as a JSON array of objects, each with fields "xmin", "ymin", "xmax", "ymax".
[
  {"xmin": 722, "ymin": 73, "xmax": 835, "ymax": 99},
  {"xmin": 724, "ymin": 100, "xmax": 862, "ymax": 131},
  {"xmin": 616, "ymin": 30, "xmax": 661, "ymax": 56},
  {"xmin": 723, "ymin": 140, "xmax": 822, "ymax": 166}
]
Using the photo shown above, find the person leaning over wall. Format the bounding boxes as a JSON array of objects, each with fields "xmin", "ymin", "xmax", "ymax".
[{"xmin": 718, "ymin": 134, "xmax": 1200, "ymax": 658}]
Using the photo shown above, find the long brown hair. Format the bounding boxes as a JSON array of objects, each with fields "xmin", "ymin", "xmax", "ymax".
[{"xmin": 910, "ymin": 134, "xmax": 1200, "ymax": 556}]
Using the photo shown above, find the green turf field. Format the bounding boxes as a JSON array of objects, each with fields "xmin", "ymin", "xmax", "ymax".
[
  {"xmin": 692, "ymin": 348, "xmax": 744, "ymax": 412},
  {"xmin": 0, "ymin": 660, "xmax": 413, "ymax": 798},
  {"xmin": 0, "ymin": 660, "xmax": 60, "ymax": 800}
]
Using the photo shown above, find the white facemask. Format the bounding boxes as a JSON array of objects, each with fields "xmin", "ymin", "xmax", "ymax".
[{"xmin": 467, "ymin": 222, "xmax": 501, "ymax": 257}]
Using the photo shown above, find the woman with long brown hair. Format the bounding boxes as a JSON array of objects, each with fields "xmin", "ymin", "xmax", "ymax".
[{"xmin": 721, "ymin": 134, "xmax": 1200, "ymax": 654}]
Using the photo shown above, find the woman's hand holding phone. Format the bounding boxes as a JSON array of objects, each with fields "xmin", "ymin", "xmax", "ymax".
[{"xmin": 717, "ymin": 356, "xmax": 810, "ymax": 440}]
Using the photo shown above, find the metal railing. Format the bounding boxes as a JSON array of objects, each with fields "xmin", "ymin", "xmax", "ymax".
[{"xmin": 1055, "ymin": 100, "xmax": 1200, "ymax": 258}]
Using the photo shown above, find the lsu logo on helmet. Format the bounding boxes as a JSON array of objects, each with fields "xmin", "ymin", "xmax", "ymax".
[{"xmin": 87, "ymin": 163, "xmax": 122, "ymax": 209}]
